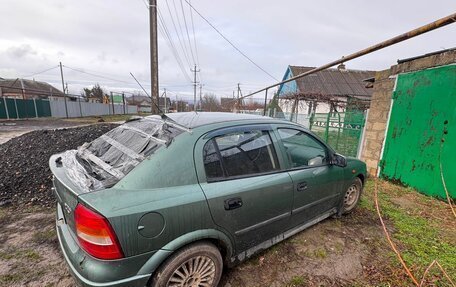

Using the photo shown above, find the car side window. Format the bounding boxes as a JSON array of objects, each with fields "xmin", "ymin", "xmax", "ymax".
[
  {"xmin": 203, "ymin": 130, "xmax": 279, "ymax": 180},
  {"xmin": 277, "ymin": 128, "xmax": 328, "ymax": 168}
]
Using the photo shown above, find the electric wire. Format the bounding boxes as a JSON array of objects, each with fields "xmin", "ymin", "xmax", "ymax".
[
  {"xmin": 187, "ymin": 0, "xmax": 202, "ymax": 84},
  {"xmin": 64, "ymin": 66, "xmax": 134, "ymax": 85},
  {"xmin": 171, "ymin": 0, "xmax": 194, "ymax": 67},
  {"xmin": 188, "ymin": 0, "xmax": 200, "ymax": 67},
  {"xmin": 179, "ymin": 0, "xmax": 196, "ymax": 65},
  {"xmin": 157, "ymin": 9, "xmax": 192, "ymax": 82},
  {"xmin": 21, "ymin": 66, "xmax": 59, "ymax": 78},
  {"xmin": 164, "ymin": 0, "xmax": 192, "ymax": 68},
  {"xmin": 182, "ymin": 0, "xmax": 278, "ymax": 82},
  {"xmin": 157, "ymin": 9, "xmax": 193, "ymax": 83}
]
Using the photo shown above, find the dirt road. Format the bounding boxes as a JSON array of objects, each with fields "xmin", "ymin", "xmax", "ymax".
[{"xmin": 1, "ymin": 179, "xmax": 454, "ymax": 287}]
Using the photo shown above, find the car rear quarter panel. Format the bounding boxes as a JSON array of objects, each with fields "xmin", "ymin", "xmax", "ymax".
[{"xmin": 78, "ymin": 131, "xmax": 219, "ymax": 257}]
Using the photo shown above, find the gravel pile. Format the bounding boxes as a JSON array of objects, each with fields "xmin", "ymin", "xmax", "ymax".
[{"xmin": 0, "ymin": 124, "xmax": 118, "ymax": 207}]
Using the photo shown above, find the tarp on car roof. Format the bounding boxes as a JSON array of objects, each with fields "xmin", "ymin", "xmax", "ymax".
[{"xmin": 58, "ymin": 116, "xmax": 184, "ymax": 192}]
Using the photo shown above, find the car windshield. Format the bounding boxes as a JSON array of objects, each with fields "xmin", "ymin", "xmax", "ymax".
[{"xmin": 60, "ymin": 116, "xmax": 184, "ymax": 192}]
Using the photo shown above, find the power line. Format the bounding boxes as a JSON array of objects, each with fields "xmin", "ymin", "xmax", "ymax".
[
  {"xmin": 157, "ymin": 9, "xmax": 193, "ymax": 83},
  {"xmin": 170, "ymin": 0, "xmax": 194, "ymax": 67},
  {"xmin": 164, "ymin": 0, "xmax": 192, "ymax": 68},
  {"xmin": 187, "ymin": 0, "xmax": 202, "ymax": 84},
  {"xmin": 179, "ymin": 0, "xmax": 196, "ymax": 65},
  {"xmin": 182, "ymin": 0, "xmax": 278, "ymax": 82},
  {"xmin": 188, "ymin": 0, "xmax": 200, "ymax": 67},
  {"xmin": 20, "ymin": 66, "xmax": 59, "ymax": 78},
  {"xmin": 64, "ymin": 66, "xmax": 134, "ymax": 85}
]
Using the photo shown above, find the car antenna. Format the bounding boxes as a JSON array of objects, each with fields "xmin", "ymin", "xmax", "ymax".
[{"xmin": 129, "ymin": 72, "xmax": 166, "ymax": 117}]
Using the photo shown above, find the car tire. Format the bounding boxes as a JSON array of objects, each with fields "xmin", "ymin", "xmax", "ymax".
[
  {"xmin": 150, "ymin": 241, "xmax": 223, "ymax": 287},
  {"xmin": 341, "ymin": 177, "xmax": 363, "ymax": 214}
]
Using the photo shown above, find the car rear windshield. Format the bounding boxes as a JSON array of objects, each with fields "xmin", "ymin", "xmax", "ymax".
[{"xmin": 60, "ymin": 116, "xmax": 184, "ymax": 192}]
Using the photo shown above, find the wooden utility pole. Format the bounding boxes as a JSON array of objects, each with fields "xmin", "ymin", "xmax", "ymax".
[
  {"xmin": 59, "ymin": 62, "xmax": 69, "ymax": 118},
  {"xmin": 191, "ymin": 65, "xmax": 200, "ymax": 111},
  {"xmin": 149, "ymin": 0, "xmax": 159, "ymax": 114}
]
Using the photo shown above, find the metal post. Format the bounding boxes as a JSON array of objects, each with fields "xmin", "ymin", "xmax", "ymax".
[
  {"xmin": 122, "ymin": 93, "xmax": 126, "ymax": 114},
  {"xmin": 110, "ymin": 92, "xmax": 115, "ymax": 115},
  {"xmin": 164, "ymin": 88, "xmax": 167, "ymax": 113},
  {"xmin": 324, "ymin": 112, "xmax": 330, "ymax": 142},
  {"xmin": 357, "ymin": 109, "xmax": 369, "ymax": 159},
  {"xmin": 33, "ymin": 99, "xmax": 38, "ymax": 118},
  {"xmin": 263, "ymin": 89, "xmax": 268, "ymax": 116},
  {"xmin": 2, "ymin": 94, "xmax": 10, "ymax": 120},
  {"xmin": 19, "ymin": 78, "xmax": 30, "ymax": 119},
  {"xmin": 149, "ymin": 0, "xmax": 159, "ymax": 114},
  {"xmin": 59, "ymin": 62, "xmax": 68, "ymax": 118},
  {"xmin": 78, "ymin": 96, "xmax": 83, "ymax": 117},
  {"xmin": 199, "ymin": 84, "xmax": 203, "ymax": 111},
  {"xmin": 13, "ymin": 97, "xmax": 19, "ymax": 119}
]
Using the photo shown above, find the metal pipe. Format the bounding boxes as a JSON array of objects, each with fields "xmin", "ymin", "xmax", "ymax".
[{"xmin": 239, "ymin": 12, "xmax": 456, "ymax": 101}]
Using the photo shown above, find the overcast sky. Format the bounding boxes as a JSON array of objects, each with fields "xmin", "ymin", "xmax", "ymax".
[{"xmin": 1, "ymin": 0, "xmax": 455, "ymax": 101}]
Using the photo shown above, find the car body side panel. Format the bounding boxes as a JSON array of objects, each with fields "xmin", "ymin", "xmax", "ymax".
[
  {"xmin": 193, "ymin": 124, "xmax": 294, "ymax": 254},
  {"xmin": 56, "ymin": 202, "xmax": 155, "ymax": 285},
  {"xmin": 79, "ymin": 184, "xmax": 215, "ymax": 257},
  {"xmin": 78, "ymin": 131, "xmax": 218, "ymax": 257},
  {"xmin": 198, "ymin": 174, "xmax": 293, "ymax": 253},
  {"xmin": 137, "ymin": 229, "xmax": 234, "ymax": 275},
  {"xmin": 287, "ymin": 166, "xmax": 344, "ymax": 226}
]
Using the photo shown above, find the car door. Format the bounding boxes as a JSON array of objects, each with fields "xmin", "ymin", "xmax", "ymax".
[
  {"xmin": 273, "ymin": 125, "xmax": 345, "ymax": 227},
  {"xmin": 194, "ymin": 124, "xmax": 294, "ymax": 253}
]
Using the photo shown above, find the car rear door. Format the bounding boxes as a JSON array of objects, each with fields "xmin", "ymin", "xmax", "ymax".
[
  {"xmin": 272, "ymin": 125, "xmax": 345, "ymax": 227},
  {"xmin": 194, "ymin": 124, "xmax": 294, "ymax": 253}
]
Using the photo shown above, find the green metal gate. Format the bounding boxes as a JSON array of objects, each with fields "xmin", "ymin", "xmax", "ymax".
[
  {"xmin": 309, "ymin": 111, "xmax": 366, "ymax": 157},
  {"xmin": 0, "ymin": 98, "xmax": 51, "ymax": 119},
  {"xmin": 380, "ymin": 65, "xmax": 456, "ymax": 199}
]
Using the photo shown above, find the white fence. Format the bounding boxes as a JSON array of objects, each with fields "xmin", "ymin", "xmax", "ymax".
[{"xmin": 49, "ymin": 100, "xmax": 137, "ymax": 118}]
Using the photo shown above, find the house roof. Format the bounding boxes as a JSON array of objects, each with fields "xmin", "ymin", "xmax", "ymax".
[
  {"xmin": 0, "ymin": 78, "xmax": 63, "ymax": 96},
  {"xmin": 285, "ymin": 66, "xmax": 375, "ymax": 99}
]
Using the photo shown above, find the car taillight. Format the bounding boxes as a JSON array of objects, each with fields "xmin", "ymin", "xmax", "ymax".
[{"xmin": 74, "ymin": 204, "xmax": 124, "ymax": 260}]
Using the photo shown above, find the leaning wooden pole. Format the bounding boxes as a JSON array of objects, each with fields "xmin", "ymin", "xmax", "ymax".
[{"xmin": 250, "ymin": 12, "xmax": 456, "ymax": 105}]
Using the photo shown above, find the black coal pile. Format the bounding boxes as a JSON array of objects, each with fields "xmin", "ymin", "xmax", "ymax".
[{"xmin": 0, "ymin": 124, "xmax": 118, "ymax": 207}]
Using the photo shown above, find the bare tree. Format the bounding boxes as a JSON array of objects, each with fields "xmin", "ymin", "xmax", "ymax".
[{"xmin": 201, "ymin": 93, "xmax": 222, "ymax": 112}]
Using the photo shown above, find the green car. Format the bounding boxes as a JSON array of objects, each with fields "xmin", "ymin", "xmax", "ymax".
[{"xmin": 50, "ymin": 112, "xmax": 366, "ymax": 287}]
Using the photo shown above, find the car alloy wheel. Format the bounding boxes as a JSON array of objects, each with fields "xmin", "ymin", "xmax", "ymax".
[
  {"xmin": 167, "ymin": 255, "xmax": 216, "ymax": 287},
  {"xmin": 342, "ymin": 177, "xmax": 362, "ymax": 213},
  {"xmin": 151, "ymin": 242, "xmax": 223, "ymax": 287}
]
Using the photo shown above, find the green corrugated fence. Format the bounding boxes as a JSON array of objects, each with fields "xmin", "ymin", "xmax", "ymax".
[{"xmin": 0, "ymin": 98, "xmax": 52, "ymax": 119}]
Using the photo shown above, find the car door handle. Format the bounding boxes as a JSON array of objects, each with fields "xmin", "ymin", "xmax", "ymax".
[
  {"xmin": 297, "ymin": 182, "xmax": 308, "ymax": 192},
  {"xmin": 224, "ymin": 197, "xmax": 243, "ymax": 210}
]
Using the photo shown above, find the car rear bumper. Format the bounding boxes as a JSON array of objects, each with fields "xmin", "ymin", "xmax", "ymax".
[{"xmin": 56, "ymin": 202, "xmax": 152, "ymax": 287}]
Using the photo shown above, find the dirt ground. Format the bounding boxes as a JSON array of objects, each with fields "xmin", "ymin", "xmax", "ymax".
[
  {"xmin": 1, "ymin": 179, "xmax": 454, "ymax": 287},
  {"xmin": 0, "ymin": 115, "xmax": 131, "ymax": 144},
  {"xmin": 0, "ymin": 119, "xmax": 89, "ymax": 144}
]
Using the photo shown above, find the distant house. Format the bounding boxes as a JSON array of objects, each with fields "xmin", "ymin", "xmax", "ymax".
[
  {"xmin": 126, "ymin": 95, "xmax": 172, "ymax": 113},
  {"xmin": 277, "ymin": 65, "xmax": 375, "ymax": 115},
  {"xmin": 0, "ymin": 78, "xmax": 66, "ymax": 100},
  {"xmin": 220, "ymin": 97, "xmax": 237, "ymax": 112}
]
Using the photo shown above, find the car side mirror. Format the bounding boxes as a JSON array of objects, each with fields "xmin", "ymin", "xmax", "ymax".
[{"xmin": 331, "ymin": 153, "xmax": 347, "ymax": 167}]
